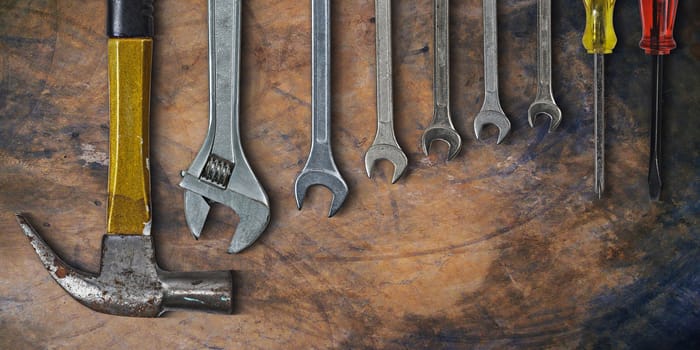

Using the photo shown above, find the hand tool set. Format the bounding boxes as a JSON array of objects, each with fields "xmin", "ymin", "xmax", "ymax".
[{"xmin": 15, "ymin": 0, "xmax": 684, "ymax": 317}]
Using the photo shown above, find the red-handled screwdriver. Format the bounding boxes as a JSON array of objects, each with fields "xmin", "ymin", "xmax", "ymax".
[{"xmin": 639, "ymin": 0, "xmax": 679, "ymax": 200}]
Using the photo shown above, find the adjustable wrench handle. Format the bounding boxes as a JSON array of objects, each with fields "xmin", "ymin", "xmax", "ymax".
[{"xmin": 185, "ymin": 0, "xmax": 241, "ymax": 179}]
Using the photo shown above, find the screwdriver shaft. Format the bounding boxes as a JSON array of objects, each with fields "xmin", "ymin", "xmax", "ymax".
[
  {"xmin": 649, "ymin": 55, "xmax": 663, "ymax": 200},
  {"xmin": 594, "ymin": 53, "xmax": 605, "ymax": 199}
]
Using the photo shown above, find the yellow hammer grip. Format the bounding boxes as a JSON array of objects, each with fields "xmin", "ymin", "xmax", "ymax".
[
  {"xmin": 582, "ymin": 0, "xmax": 618, "ymax": 54},
  {"xmin": 106, "ymin": 38, "xmax": 152, "ymax": 235}
]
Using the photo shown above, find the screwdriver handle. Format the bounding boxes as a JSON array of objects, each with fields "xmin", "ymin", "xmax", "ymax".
[
  {"xmin": 639, "ymin": 0, "xmax": 678, "ymax": 55},
  {"xmin": 582, "ymin": 0, "xmax": 617, "ymax": 54}
]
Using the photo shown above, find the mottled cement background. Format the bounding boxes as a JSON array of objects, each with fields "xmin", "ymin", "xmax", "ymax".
[{"xmin": 1, "ymin": 0, "xmax": 698, "ymax": 348}]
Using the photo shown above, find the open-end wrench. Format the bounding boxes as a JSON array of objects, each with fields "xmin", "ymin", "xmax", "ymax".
[
  {"xmin": 474, "ymin": 0, "xmax": 511, "ymax": 144},
  {"xmin": 528, "ymin": 0, "xmax": 562, "ymax": 132},
  {"xmin": 421, "ymin": 0, "xmax": 462, "ymax": 161},
  {"xmin": 365, "ymin": 0, "xmax": 408, "ymax": 183},
  {"xmin": 294, "ymin": 0, "xmax": 348, "ymax": 217},
  {"xmin": 180, "ymin": 0, "xmax": 270, "ymax": 254}
]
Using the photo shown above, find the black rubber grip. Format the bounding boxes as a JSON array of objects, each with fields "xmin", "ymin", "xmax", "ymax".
[{"xmin": 108, "ymin": 0, "xmax": 154, "ymax": 38}]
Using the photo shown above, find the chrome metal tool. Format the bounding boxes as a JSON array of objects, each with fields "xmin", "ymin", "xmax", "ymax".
[
  {"xmin": 180, "ymin": 0, "xmax": 270, "ymax": 253},
  {"xmin": 365, "ymin": 0, "xmax": 408, "ymax": 183},
  {"xmin": 295, "ymin": 0, "xmax": 349, "ymax": 217},
  {"xmin": 528, "ymin": 0, "xmax": 562, "ymax": 132},
  {"xmin": 421, "ymin": 0, "xmax": 462, "ymax": 161},
  {"xmin": 474, "ymin": 0, "xmax": 511, "ymax": 144}
]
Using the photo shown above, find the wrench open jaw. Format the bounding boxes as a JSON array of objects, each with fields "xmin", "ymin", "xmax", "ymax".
[
  {"xmin": 474, "ymin": 109, "xmax": 512, "ymax": 144},
  {"xmin": 365, "ymin": 144, "xmax": 408, "ymax": 183},
  {"xmin": 528, "ymin": 100, "xmax": 562, "ymax": 133},
  {"xmin": 421, "ymin": 122, "xmax": 462, "ymax": 161},
  {"xmin": 294, "ymin": 167, "xmax": 348, "ymax": 218}
]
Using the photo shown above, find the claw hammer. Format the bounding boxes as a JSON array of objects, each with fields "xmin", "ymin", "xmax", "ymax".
[{"xmin": 15, "ymin": 0, "xmax": 234, "ymax": 317}]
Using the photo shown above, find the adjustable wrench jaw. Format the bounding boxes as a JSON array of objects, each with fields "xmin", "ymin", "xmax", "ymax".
[{"xmin": 180, "ymin": 166, "xmax": 270, "ymax": 254}]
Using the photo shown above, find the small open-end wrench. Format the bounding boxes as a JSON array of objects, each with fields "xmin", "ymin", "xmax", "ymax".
[
  {"xmin": 421, "ymin": 0, "xmax": 462, "ymax": 161},
  {"xmin": 474, "ymin": 0, "xmax": 511, "ymax": 144},
  {"xmin": 365, "ymin": 0, "xmax": 408, "ymax": 183},
  {"xmin": 180, "ymin": 0, "xmax": 270, "ymax": 254},
  {"xmin": 528, "ymin": 0, "xmax": 562, "ymax": 132},
  {"xmin": 295, "ymin": 0, "xmax": 348, "ymax": 217}
]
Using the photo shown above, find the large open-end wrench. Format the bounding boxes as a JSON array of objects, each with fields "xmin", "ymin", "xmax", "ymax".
[
  {"xmin": 421, "ymin": 0, "xmax": 462, "ymax": 160},
  {"xmin": 528, "ymin": 0, "xmax": 562, "ymax": 132},
  {"xmin": 180, "ymin": 0, "xmax": 270, "ymax": 254},
  {"xmin": 295, "ymin": 0, "xmax": 348, "ymax": 217},
  {"xmin": 474, "ymin": 0, "xmax": 511, "ymax": 144},
  {"xmin": 365, "ymin": 0, "xmax": 408, "ymax": 183}
]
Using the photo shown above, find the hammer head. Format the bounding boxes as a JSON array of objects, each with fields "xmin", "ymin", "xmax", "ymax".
[{"xmin": 16, "ymin": 214, "xmax": 233, "ymax": 317}]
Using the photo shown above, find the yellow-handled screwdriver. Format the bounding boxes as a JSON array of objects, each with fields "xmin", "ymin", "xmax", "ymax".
[{"xmin": 582, "ymin": 0, "xmax": 617, "ymax": 199}]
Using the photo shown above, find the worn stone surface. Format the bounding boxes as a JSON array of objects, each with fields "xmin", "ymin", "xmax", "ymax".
[{"xmin": 1, "ymin": 0, "xmax": 699, "ymax": 348}]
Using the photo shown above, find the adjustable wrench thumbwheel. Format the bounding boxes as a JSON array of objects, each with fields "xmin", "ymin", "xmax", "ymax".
[
  {"xmin": 180, "ymin": 0, "xmax": 269, "ymax": 254},
  {"xmin": 295, "ymin": 0, "xmax": 348, "ymax": 216},
  {"xmin": 365, "ymin": 0, "xmax": 408, "ymax": 183}
]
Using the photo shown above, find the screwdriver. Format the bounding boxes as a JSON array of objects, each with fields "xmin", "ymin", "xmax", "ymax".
[
  {"xmin": 582, "ymin": 0, "xmax": 617, "ymax": 199},
  {"xmin": 639, "ymin": 0, "xmax": 678, "ymax": 200}
]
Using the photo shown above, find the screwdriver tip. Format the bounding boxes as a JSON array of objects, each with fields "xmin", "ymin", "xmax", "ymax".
[{"xmin": 649, "ymin": 166, "xmax": 662, "ymax": 201}]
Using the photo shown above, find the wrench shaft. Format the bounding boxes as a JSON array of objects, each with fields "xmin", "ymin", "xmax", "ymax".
[
  {"xmin": 481, "ymin": 0, "xmax": 502, "ymax": 112},
  {"xmin": 312, "ymin": 0, "xmax": 331, "ymax": 145},
  {"xmin": 434, "ymin": 0, "xmax": 449, "ymax": 110},
  {"xmin": 536, "ymin": 0, "xmax": 554, "ymax": 100},
  {"xmin": 375, "ymin": 0, "xmax": 393, "ymax": 127}
]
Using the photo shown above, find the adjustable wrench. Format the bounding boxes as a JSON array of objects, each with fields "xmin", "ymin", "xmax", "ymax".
[
  {"xmin": 294, "ymin": 0, "xmax": 348, "ymax": 217},
  {"xmin": 365, "ymin": 0, "xmax": 408, "ymax": 183},
  {"xmin": 421, "ymin": 0, "xmax": 462, "ymax": 160},
  {"xmin": 528, "ymin": 0, "xmax": 562, "ymax": 132},
  {"xmin": 474, "ymin": 0, "xmax": 511, "ymax": 144},
  {"xmin": 180, "ymin": 0, "xmax": 270, "ymax": 254}
]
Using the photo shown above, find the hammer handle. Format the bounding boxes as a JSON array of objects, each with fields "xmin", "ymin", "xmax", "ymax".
[
  {"xmin": 106, "ymin": 1, "xmax": 154, "ymax": 235},
  {"xmin": 107, "ymin": 39, "xmax": 152, "ymax": 235}
]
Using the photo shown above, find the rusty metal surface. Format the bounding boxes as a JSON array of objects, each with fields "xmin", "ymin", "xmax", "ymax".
[{"xmin": 1, "ymin": 0, "xmax": 699, "ymax": 348}]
